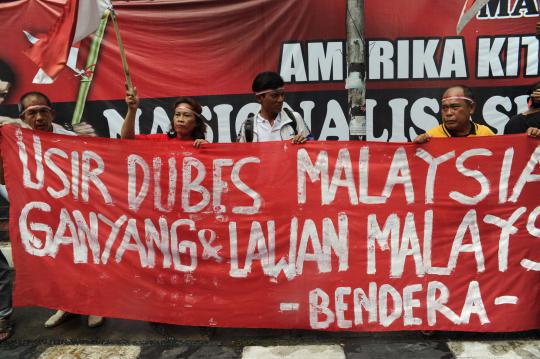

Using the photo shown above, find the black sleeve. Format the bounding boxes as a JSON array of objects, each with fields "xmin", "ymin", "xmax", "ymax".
[{"xmin": 504, "ymin": 114, "xmax": 528, "ymax": 134}]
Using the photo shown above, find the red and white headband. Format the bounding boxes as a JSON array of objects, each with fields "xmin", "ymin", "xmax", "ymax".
[
  {"xmin": 255, "ymin": 87, "xmax": 284, "ymax": 96},
  {"xmin": 175, "ymin": 106, "xmax": 205, "ymax": 120},
  {"xmin": 20, "ymin": 105, "xmax": 53, "ymax": 116},
  {"xmin": 442, "ymin": 96, "xmax": 474, "ymax": 103}
]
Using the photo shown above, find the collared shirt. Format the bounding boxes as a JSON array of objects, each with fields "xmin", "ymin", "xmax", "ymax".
[
  {"xmin": 237, "ymin": 109, "xmax": 309, "ymax": 142},
  {"xmin": 426, "ymin": 122, "xmax": 494, "ymax": 138},
  {"xmin": 255, "ymin": 113, "xmax": 291, "ymax": 142}
]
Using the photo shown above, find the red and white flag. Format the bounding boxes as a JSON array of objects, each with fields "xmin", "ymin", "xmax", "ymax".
[
  {"xmin": 23, "ymin": 0, "xmax": 110, "ymax": 82},
  {"xmin": 456, "ymin": 0, "xmax": 491, "ymax": 34}
]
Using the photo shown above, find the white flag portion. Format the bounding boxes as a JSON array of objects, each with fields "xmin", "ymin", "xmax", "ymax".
[
  {"xmin": 23, "ymin": 0, "xmax": 111, "ymax": 83},
  {"xmin": 74, "ymin": 0, "xmax": 111, "ymax": 43},
  {"xmin": 456, "ymin": 0, "xmax": 491, "ymax": 34}
]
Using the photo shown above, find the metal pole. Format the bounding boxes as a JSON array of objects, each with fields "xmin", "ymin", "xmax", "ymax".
[
  {"xmin": 346, "ymin": 0, "xmax": 366, "ymax": 141},
  {"xmin": 537, "ymin": 14, "xmax": 540, "ymax": 39},
  {"xmin": 71, "ymin": 10, "xmax": 111, "ymax": 125}
]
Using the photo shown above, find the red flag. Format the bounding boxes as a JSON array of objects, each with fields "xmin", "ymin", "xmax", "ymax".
[
  {"xmin": 456, "ymin": 0, "xmax": 491, "ymax": 34},
  {"xmin": 23, "ymin": 0, "xmax": 108, "ymax": 80},
  {"xmin": 24, "ymin": 0, "xmax": 79, "ymax": 79}
]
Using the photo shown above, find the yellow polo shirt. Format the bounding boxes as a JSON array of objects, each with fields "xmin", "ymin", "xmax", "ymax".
[{"xmin": 426, "ymin": 122, "xmax": 494, "ymax": 137}]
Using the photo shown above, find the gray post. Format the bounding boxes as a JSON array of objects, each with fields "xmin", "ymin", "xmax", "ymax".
[{"xmin": 346, "ymin": 0, "xmax": 366, "ymax": 141}]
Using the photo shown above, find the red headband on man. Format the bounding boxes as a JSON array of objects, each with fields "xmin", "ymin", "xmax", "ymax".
[
  {"xmin": 442, "ymin": 96, "xmax": 474, "ymax": 103},
  {"xmin": 255, "ymin": 87, "xmax": 284, "ymax": 96},
  {"xmin": 19, "ymin": 105, "xmax": 53, "ymax": 117}
]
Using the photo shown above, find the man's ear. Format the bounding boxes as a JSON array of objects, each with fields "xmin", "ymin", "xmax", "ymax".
[
  {"xmin": 469, "ymin": 102, "xmax": 476, "ymax": 115},
  {"xmin": 255, "ymin": 94, "xmax": 263, "ymax": 103}
]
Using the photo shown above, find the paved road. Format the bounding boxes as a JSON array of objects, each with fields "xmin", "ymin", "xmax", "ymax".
[{"xmin": 0, "ymin": 307, "xmax": 538, "ymax": 358}]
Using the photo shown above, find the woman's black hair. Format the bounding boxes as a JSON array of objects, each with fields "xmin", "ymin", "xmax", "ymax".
[{"xmin": 167, "ymin": 96, "xmax": 207, "ymax": 139}]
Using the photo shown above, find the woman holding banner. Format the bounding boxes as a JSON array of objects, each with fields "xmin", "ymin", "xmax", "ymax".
[{"xmin": 121, "ymin": 88, "xmax": 208, "ymax": 147}]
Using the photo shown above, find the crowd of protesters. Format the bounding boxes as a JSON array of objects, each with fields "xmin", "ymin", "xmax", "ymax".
[{"xmin": 0, "ymin": 66, "xmax": 539, "ymax": 342}]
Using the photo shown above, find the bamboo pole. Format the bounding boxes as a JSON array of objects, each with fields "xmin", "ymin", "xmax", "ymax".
[
  {"xmin": 71, "ymin": 10, "xmax": 111, "ymax": 125},
  {"xmin": 110, "ymin": 8, "xmax": 133, "ymax": 92}
]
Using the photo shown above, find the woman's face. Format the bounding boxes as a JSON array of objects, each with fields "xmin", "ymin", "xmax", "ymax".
[{"xmin": 173, "ymin": 103, "xmax": 197, "ymax": 137}]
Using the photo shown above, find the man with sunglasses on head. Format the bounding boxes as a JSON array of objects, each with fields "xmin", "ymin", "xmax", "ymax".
[
  {"xmin": 0, "ymin": 60, "xmax": 14, "ymax": 107},
  {"xmin": 0, "ymin": 92, "xmax": 103, "ymax": 337},
  {"xmin": 413, "ymin": 85, "xmax": 494, "ymax": 144},
  {"xmin": 237, "ymin": 71, "xmax": 311, "ymax": 143},
  {"xmin": 0, "ymin": 81, "xmax": 10, "ymax": 106},
  {"xmin": 504, "ymin": 81, "xmax": 540, "ymax": 138}
]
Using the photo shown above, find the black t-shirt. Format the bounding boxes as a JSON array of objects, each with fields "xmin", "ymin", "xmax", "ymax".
[{"xmin": 504, "ymin": 111, "xmax": 540, "ymax": 134}]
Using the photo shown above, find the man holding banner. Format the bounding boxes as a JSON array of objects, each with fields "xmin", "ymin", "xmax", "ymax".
[
  {"xmin": 413, "ymin": 85, "xmax": 494, "ymax": 143},
  {"xmin": 0, "ymin": 92, "xmax": 104, "ymax": 331}
]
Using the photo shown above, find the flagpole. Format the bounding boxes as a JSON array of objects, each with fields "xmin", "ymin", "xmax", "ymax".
[
  {"xmin": 71, "ymin": 9, "xmax": 111, "ymax": 125},
  {"xmin": 110, "ymin": 8, "xmax": 133, "ymax": 91}
]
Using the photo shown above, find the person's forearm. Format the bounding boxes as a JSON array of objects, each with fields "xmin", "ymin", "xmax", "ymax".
[{"xmin": 120, "ymin": 107, "xmax": 137, "ymax": 139}]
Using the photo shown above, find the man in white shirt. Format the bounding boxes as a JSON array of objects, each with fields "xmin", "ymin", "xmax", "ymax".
[{"xmin": 237, "ymin": 71, "xmax": 310, "ymax": 143}]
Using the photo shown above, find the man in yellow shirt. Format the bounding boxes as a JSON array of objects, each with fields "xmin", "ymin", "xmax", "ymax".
[{"xmin": 413, "ymin": 85, "xmax": 494, "ymax": 143}]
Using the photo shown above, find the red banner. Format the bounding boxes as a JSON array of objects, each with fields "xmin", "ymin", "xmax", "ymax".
[
  {"xmin": 2, "ymin": 125, "xmax": 539, "ymax": 331},
  {"xmin": 0, "ymin": 1, "xmax": 537, "ymax": 140}
]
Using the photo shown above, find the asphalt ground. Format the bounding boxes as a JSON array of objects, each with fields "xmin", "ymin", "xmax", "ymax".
[{"xmin": 0, "ymin": 306, "xmax": 538, "ymax": 358}]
